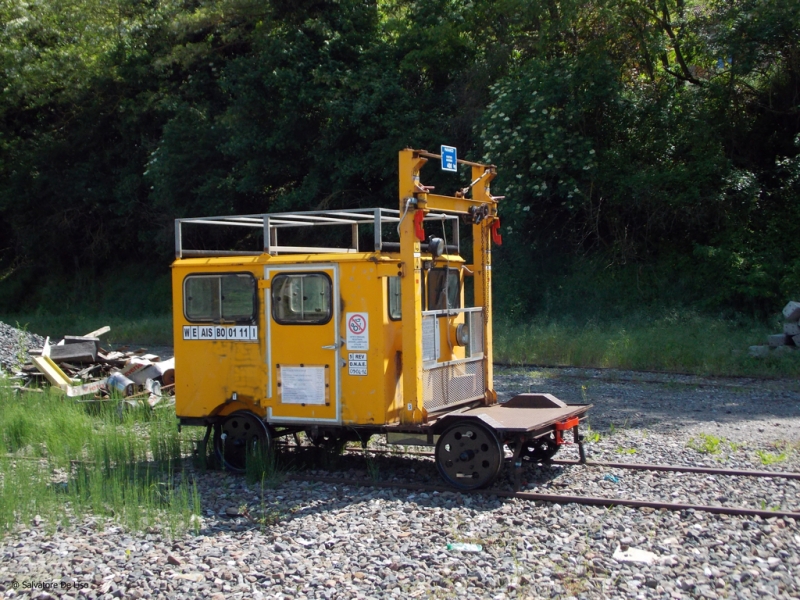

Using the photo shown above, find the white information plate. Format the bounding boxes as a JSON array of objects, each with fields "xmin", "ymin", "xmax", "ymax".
[
  {"xmin": 346, "ymin": 312, "xmax": 369, "ymax": 351},
  {"xmin": 348, "ymin": 352, "xmax": 367, "ymax": 376},
  {"xmin": 183, "ymin": 325, "xmax": 258, "ymax": 341},
  {"xmin": 280, "ymin": 366, "xmax": 326, "ymax": 405}
]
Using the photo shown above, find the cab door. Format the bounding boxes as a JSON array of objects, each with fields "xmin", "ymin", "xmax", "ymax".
[{"xmin": 265, "ymin": 264, "xmax": 340, "ymax": 424}]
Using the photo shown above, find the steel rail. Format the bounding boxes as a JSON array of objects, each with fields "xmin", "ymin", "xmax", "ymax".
[
  {"xmin": 549, "ymin": 459, "xmax": 800, "ymax": 480},
  {"xmin": 336, "ymin": 447, "xmax": 800, "ymax": 481},
  {"xmin": 287, "ymin": 474, "xmax": 800, "ymax": 520}
]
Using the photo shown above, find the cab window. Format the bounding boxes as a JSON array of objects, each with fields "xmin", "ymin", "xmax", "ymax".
[
  {"xmin": 388, "ymin": 276, "xmax": 402, "ymax": 320},
  {"xmin": 184, "ymin": 273, "xmax": 256, "ymax": 323},
  {"xmin": 427, "ymin": 268, "xmax": 460, "ymax": 311},
  {"xmin": 272, "ymin": 273, "xmax": 332, "ymax": 324}
]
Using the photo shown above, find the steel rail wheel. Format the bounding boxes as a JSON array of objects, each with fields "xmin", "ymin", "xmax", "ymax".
[
  {"xmin": 436, "ymin": 420, "xmax": 503, "ymax": 490},
  {"xmin": 308, "ymin": 431, "xmax": 347, "ymax": 455},
  {"xmin": 214, "ymin": 411, "xmax": 271, "ymax": 472}
]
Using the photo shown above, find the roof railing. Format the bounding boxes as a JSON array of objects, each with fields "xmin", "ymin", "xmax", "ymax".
[{"xmin": 175, "ymin": 207, "xmax": 459, "ymax": 259}]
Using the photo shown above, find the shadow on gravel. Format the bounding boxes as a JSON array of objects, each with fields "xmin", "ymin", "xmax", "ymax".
[
  {"xmin": 187, "ymin": 446, "xmax": 569, "ymax": 536},
  {"xmin": 495, "ymin": 367, "xmax": 800, "ymax": 436}
]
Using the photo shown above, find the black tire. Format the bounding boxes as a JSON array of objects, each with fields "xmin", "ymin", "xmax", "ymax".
[
  {"xmin": 435, "ymin": 420, "xmax": 503, "ymax": 490},
  {"xmin": 213, "ymin": 411, "xmax": 271, "ymax": 472}
]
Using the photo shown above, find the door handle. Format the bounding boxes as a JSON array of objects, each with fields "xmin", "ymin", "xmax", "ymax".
[{"xmin": 321, "ymin": 344, "xmax": 337, "ymax": 350}]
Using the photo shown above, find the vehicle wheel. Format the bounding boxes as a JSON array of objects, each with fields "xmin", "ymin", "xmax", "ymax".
[
  {"xmin": 435, "ymin": 420, "xmax": 503, "ymax": 490},
  {"xmin": 519, "ymin": 433, "xmax": 560, "ymax": 462},
  {"xmin": 214, "ymin": 411, "xmax": 271, "ymax": 472},
  {"xmin": 307, "ymin": 431, "xmax": 347, "ymax": 455}
]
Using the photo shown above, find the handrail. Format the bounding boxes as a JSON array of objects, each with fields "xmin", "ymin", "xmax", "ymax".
[{"xmin": 175, "ymin": 207, "xmax": 460, "ymax": 259}]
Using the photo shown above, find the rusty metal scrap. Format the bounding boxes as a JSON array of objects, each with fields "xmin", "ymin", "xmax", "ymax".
[{"xmin": 12, "ymin": 326, "xmax": 175, "ymax": 406}]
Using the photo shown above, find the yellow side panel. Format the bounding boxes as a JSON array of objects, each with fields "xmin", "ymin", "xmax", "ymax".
[
  {"xmin": 337, "ymin": 261, "xmax": 402, "ymax": 426},
  {"xmin": 172, "ymin": 264, "xmax": 266, "ymax": 419}
]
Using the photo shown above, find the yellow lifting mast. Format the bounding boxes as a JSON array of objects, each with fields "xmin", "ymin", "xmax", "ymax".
[{"xmin": 398, "ymin": 149, "xmax": 501, "ymax": 425}]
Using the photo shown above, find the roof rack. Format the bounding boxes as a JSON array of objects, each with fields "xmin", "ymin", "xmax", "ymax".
[{"xmin": 175, "ymin": 207, "xmax": 460, "ymax": 259}]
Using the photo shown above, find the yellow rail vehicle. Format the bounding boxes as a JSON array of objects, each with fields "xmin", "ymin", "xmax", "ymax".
[{"xmin": 172, "ymin": 149, "xmax": 590, "ymax": 489}]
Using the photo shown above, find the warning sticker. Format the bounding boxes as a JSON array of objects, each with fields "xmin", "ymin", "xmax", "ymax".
[
  {"xmin": 348, "ymin": 352, "xmax": 367, "ymax": 376},
  {"xmin": 346, "ymin": 312, "xmax": 369, "ymax": 351}
]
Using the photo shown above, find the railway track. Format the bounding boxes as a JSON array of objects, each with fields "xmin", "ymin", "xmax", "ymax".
[
  {"xmin": 280, "ymin": 445, "xmax": 800, "ymax": 520},
  {"xmin": 286, "ymin": 472, "xmax": 800, "ymax": 520},
  {"xmin": 340, "ymin": 446, "xmax": 800, "ymax": 480}
]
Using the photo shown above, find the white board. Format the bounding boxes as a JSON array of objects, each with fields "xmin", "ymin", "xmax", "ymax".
[
  {"xmin": 348, "ymin": 352, "xmax": 367, "ymax": 376},
  {"xmin": 280, "ymin": 367, "xmax": 326, "ymax": 405}
]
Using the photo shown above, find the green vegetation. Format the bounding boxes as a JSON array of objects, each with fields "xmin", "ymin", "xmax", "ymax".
[
  {"xmin": 0, "ymin": 382, "xmax": 202, "ymax": 537},
  {"xmin": 755, "ymin": 449, "xmax": 788, "ymax": 465},
  {"xmin": 2, "ymin": 313, "xmax": 173, "ymax": 346},
  {"xmin": 755, "ymin": 440, "xmax": 796, "ymax": 465},
  {"xmin": 10, "ymin": 302, "xmax": 792, "ymax": 376},
  {"xmin": 0, "ymin": 0, "xmax": 797, "ymax": 325},
  {"xmin": 244, "ymin": 447, "xmax": 288, "ymax": 489},
  {"xmin": 687, "ymin": 433, "xmax": 725, "ymax": 454},
  {"xmin": 584, "ymin": 426, "xmax": 601, "ymax": 444},
  {"xmin": 495, "ymin": 312, "xmax": 800, "ymax": 377}
]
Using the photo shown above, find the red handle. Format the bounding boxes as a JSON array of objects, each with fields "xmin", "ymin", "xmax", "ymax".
[
  {"xmin": 414, "ymin": 211, "xmax": 426, "ymax": 241},
  {"xmin": 491, "ymin": 219, "xmax": 502, "ymax": 245}
]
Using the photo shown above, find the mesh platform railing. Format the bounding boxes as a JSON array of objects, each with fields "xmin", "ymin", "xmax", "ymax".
[{"xmin": 421, "ymin": 307, "xmax": 485, "ymax": 412}]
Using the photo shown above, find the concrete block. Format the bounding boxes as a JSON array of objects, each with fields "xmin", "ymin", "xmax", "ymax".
[
  {"xmin": 63, "ymin": 336, "xmax": 101, "ymax": 354},
  {"xmin": 768, "ymin": 334, "xmax": 789, "ymax": 347},
  {"xmin": 793, "ymin": 334, "xmax": 800, "ymax": 347},
  {"xmin": 784, "ymin": 323, "xmax": 800, "ymax": 336},
  {"xmin": 748, "ymin": 345, "xmax": 770, "ymax": 358},
  {"xmin": 48, "ymin": 341, "xmax": 98, "ymax": 364},
  {"xmin": 775, "ymin": 345, "xmax": 796, "ymax": 356},
  {"xmin": 782, "ymin": 301, "xmax": 800, "ymax": 321}
]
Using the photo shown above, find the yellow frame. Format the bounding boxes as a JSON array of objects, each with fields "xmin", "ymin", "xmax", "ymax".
[{"xmin": 398, "ymin": 149, "xmax": 499, "ymax": 424}]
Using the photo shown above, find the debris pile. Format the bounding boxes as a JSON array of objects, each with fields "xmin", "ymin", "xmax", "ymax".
[
  {"xmin": 748, "ymin": 301, "xmax": 800, "ymax": 358},
  {"xmin": 3, "ymin": 323, "xmax": 174, "ymax": 407}
]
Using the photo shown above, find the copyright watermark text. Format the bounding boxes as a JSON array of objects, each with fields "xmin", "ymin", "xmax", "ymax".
[{"xmin": 8, "ymin": 580, "xmax": 89, "ymax": 591}]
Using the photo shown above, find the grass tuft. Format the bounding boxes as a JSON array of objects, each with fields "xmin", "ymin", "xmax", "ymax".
[
  {"xmin": 687, "ymin": 433, "xmax": 724, "ymax": 455},
  {"xmin": 755, "ymin": 449, "xmax": 788, "ymax": 465},
  {"xmin": 0, "ymin": 382, "xmax": 202, "ymax": 537},
  {"xmin": 245, "ymin": 446, "xmax": 287, "ymax": 488},
  {"xmin": 494, "ymin": 311, "xmax": 800, "ymax": 377}
]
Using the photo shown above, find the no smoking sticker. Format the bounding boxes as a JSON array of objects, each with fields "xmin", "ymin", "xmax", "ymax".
[{"xmin": 346, "ymin": 312, "xmax": 369, "ymax": 351}]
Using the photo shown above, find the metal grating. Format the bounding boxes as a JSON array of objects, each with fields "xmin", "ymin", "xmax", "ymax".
[
  {"xmin": 469, "ymin": 309, "xmax": 484, "ymax": 356},
  {"xmin": 422, "ymin": 359, "xmax": 485, "ymax": 412}
]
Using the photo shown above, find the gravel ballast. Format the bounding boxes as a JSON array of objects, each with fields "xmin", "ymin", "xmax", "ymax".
[
  {"xmin": 0, "ymin": 321, "xmax": 45, "ymax": 376},
  {"xmin": 0, "ymin": 366, "xmax": 799, "ymax": 599}
]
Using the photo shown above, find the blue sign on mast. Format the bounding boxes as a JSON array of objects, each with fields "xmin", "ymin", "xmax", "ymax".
[{"xmin": 441, "ymin": 145, "xmax": 457, "ymax": 172}]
